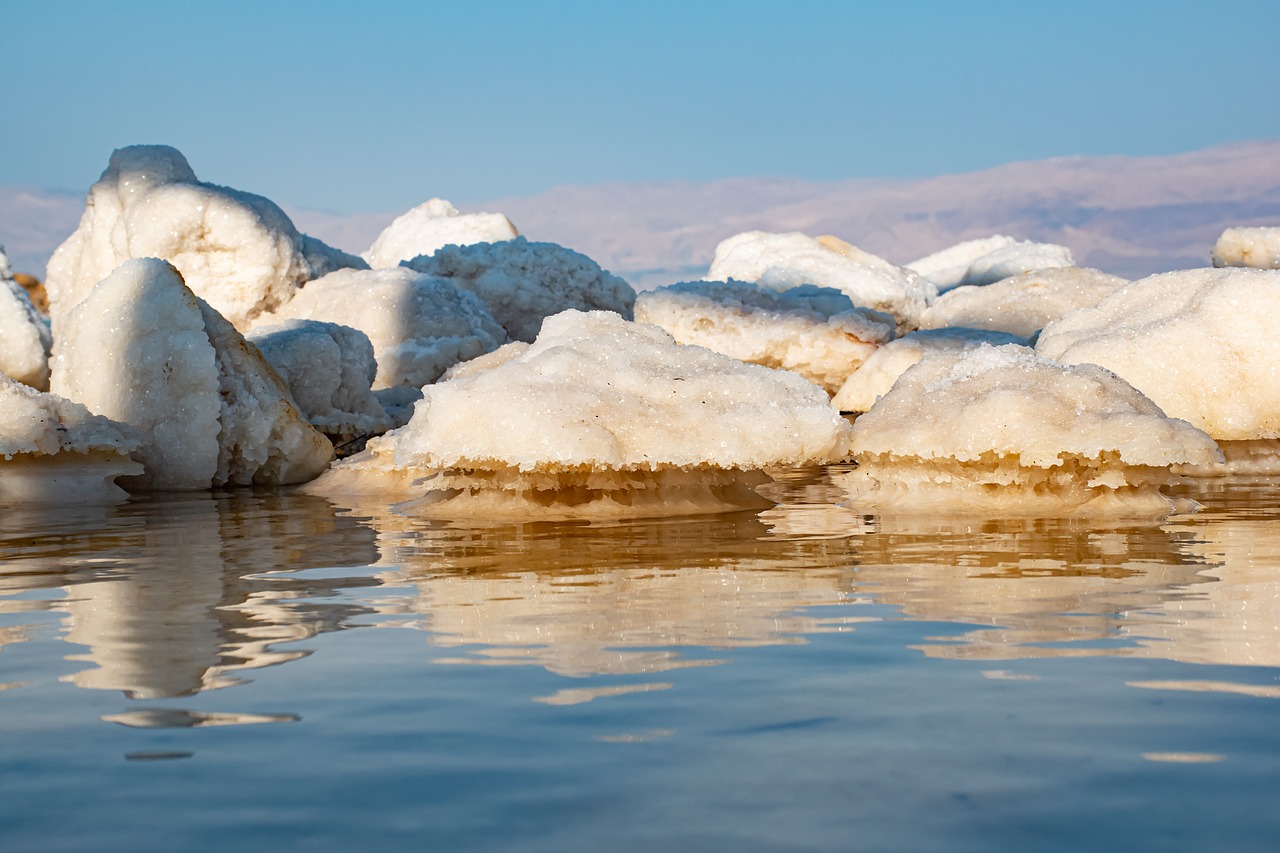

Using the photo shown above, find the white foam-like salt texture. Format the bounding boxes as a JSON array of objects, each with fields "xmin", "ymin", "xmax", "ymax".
[
  {"xmin": 247, "ymin": 319, "xmax": 391, "ymax": 438},
  {"xmin": 253, "ymin": 267, "xmax": 507, "ymax": 396},
  {"xmin": 909, "ymin": 236, "xmax": 1074, "ymax": 292},
  {"xmin": 404, "ymin": 237, "xmax": 636, "ymax": 343},
  {"xmin": 839, "ymin": 345, "xmax": 1222, "ymax": 516},
  {"xmin": 919, "ymin": 267, "xmax": 1129, "ymax": 338},
  {"xmin": 705, "ymin": 231, "xmax": 935, "ymax": 332},
  {"xmin": 1211, "ymin": 226, "xmax": 1280, "ymax": 269},
  {"xmin": 0, "ymin": 272, "xmax": 52, "ymax": 390},
  {"xmin": 0, "ymin": 372, "xmax": 142, "ymax": 503},
  {"xmin": 1036, "ymin": 268, "xmax": 1280, "ymax": 446},
  {"xmin": 44, "ymin": 145, "xmax": 365, "ymax": 336},
  {"xmin": 362, "ymin": 198, "xmax": 519, "ymax": 269},
  {"xmin": 311, "ymin": 310, "xmax": 853, "ymax": 518},
  {"xmin": 907, "ymin": 235, "xmax": 1018, "ymax": 287},
  {"xmin": 831, "ymin": 328, "xmax": 1026, "ymax": 413},
  {"xmin": 51, "ymin": 258, "xmax": 332, "ymax": 490},
  {"xmin": 634, "ymin": 280, "xmax": 896, "ymax": 394}
]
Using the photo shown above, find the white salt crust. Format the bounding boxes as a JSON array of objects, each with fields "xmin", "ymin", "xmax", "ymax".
[
  {"xmin": 919, "ymin": 267, "xmax": 1129, "ymax": 339},
  {"xmin": 1035, "ymin": 267, "xmax": 1280, "ymax": 444},
  {"xmin": 839, "ymin": 345, "xmax": 1222, "ymax": 516},
  {"xmin": 362, "ymin": 198, "xmax": 519, "ymax": 269},
  {"xmin": 635, "ymin": 280, "xmax": 896, "ymax": 394},
  {"xmin": 0, "ymin": 373, "xmax": 142, "ymax": 503},
  {"xmin": 51, "ymin": 258, "xmax": 332, "ymax": 491},
  {"xmin": 908, "ymin": 236, "xmax": 1074, "ymax": 292},
  {"xmin": 907, "ymin": 235, "xmax": 1017, "ymax": 288},
  {"xmin": 831, "ymin": 328, "xmax": 1026, "ymax": 413},
  {"xmin": 404, "ymin": 237, "xmax": 636, "ymax": 342},
  {"xmin": 0, "ymin": 269, "xmax": 52, "ymax": 390},
  {"xmin": 45, "ymin": 145, "xmax": 365, "ymax": 335},
  {"xmin": 310, "ymin": 310, "xmax": 853, "ymax": 518},
  {"xmin": 705, "ymin": 231, "xmax": 934, "ymax": 332},
  {"xmin": 1211, "ymin": 226, "xmax": 1280, "ymax": 269}
]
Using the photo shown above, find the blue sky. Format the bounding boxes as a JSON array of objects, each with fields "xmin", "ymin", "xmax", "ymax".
[{"xmin": 6, "ymin": 1, "xmax": 1278, "ymax": 213}]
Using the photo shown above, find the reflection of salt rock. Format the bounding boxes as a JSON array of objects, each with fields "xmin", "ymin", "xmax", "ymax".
[
  {"xmin": 313, "ymin": 310, "xmax": 853, "ymax": 517},
  {"xmin": 51, "ymin": 259, "xmax": 332, "ymax": 490},
  {"xmin": 247, "ymin": 319, "xmax": 390, "ymax": 438},
  {"xmin": 0, "ymin": 250, "xmax": 52, "ymax": 389},
  {"xmin": 362, "ymin": 198, "xmax": 519, "ymax": 268},
  {"xmin": 405, "ymin": 237, "xmax": 636, "ymax": 342},
  {"xmin": 919, "ymin": 267, "xmax": 1129, "ymax": 338},
  {"xmin": 831, "ymin": 328, "xmax": 1025, "ymax": 413},
  {"xmin": 906, "ymin": 235, "xmax": 1018, "ymax": 290},
  {"xmin": 1036, "ymin": 268, "xmax": 1280, "ymax": 472},
  {"xmin": 839, "ymin": 345, "xmax": 1222, "ymax": 515},
  {"xmin": 45, "ymin": 145, "xmax": 365, "ymax": 334},
  {"xmin": 0, "ymin": 373, "xmax": 142, "ymax": 503},
  {"xmin": 635, "ymin": 280, "xmax": 896, "ymax": 394},
  {"xmin": 1211, "ymin": 226, "xmax": 1280, "ymax": 269},
  {"xmin": 705, "ymin": 231, "xmax": 934, "ymax": 332}
]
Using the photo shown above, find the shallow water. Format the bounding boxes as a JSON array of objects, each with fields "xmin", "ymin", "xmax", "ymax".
[{"xmin": 2, "ymin": 471, "xmax": 1279, "ymax": 851}]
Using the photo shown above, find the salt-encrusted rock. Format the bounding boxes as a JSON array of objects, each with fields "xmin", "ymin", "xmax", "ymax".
[
  {"xmin": 247, "ymin": 319, "xmax": 391, "ymax": 438},
  {"xmin": 1211, "ymin": 226, "xmax": 1280, "ymax": 269},
  {"xmin": 635, "ymin": 280, "xmax": 896, "ymax": 394},
  {"xmin": 705, "ymin": 231, "xmax": 934, "ymax": 332},
  {"xmin": 362, "ymin": 198, "xmax": 519, "ymax": 269},
  {"xmin": 909, "ymin": 236, "xmax": 1074, "ymax": 291},
  {"xmin": 1036, "ymin": 268, "xmax": 1280, "ymax": 475},
  {"xmin": 252, "ymin": 267, "xmax": 507, "ymax": 396},
  {"xmin": 907, "ymin": 235, "xmax": 1017, "ymax": 289},
  {"xmin": 438, "ymin": 341, "xmax": 531, "ymax": 382},
  {"xmin": 45, "ymin": 145, "xmax": 366, "ymax": 335},
  {"xmin": 918, "ymin": 267, "xmax": 1129, "ymax": 338},
  {"xmin": 0, "ymin": 373, "xmax": 142, "ymax": 503},
  {"xmin": 831, "ymin": 327, "xmax": 1026, "ymax": 413},
  {"xmin": 0, "ymin": 248, "xmax": 52, "ymax": 390},
  {"xmin": 51, "ymin": 258, "xmax": 332, "ymax": 490},
  {"xmin": 310, "ymin": 310, "xmax": 853, "ymax": 518},
  {"xmin": 838, "ymin": 345, "xmax": 1222, "ymax": 516},
  {"xmin": 404, "ymin": 237, "xmax": 636, "ymax": 342}
]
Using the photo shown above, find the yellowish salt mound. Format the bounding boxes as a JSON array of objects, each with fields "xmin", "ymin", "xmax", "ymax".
[
  {"xmin": 919, "ymin": 267, "xmax": 1129, "ymax": 339},
  {"xmin": 1211, "ymin": 226, "xmax": 1280, "ymax": 269},
  {"xmin": 0, "ymin": 373, "xmax": 142, "ymax": 503},
  {"xmin": 839, "ymin": 345, "xmax": 1222, "ymax": 516},
  {"xmin": 311, "ymin": 310, "xmax": 853, "ymax": 518},
  {"xmin": 634, "ymin": 280, "xmax": 896, "ymax": 394}
]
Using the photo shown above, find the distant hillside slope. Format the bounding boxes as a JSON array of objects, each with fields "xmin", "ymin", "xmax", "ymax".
[{"xmin": 4, "ymin": 141, "xmax": 1277, "ymax": 287}]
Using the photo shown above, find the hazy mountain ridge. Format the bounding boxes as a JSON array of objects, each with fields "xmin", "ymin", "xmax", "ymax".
[{"xmin": 3, "ymin": 141, "xmax": 1277, "ymax": 286}]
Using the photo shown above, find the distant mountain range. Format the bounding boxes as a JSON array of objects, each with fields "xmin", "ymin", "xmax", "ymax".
[{"xmin": 4, "ymin": 140, "xmax": 1278, "ymax": 287}]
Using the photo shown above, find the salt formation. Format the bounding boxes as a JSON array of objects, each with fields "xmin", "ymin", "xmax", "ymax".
[
  {"xmin": 831, "ymin": 328, "xmax": 1025, "ymax": 413},
  {"xmin": 250, "ymin": 267, "xmax": 507, "ymax": 422},
  {"xmin": 312, "ymin": 310, "xmax": 853, "ymax": 518},
  {"xmin": 362, "ymin": 198, "xmax": 519, "ymax": 268},
  {"xmin": 44, "ymin": 145, "xmax": 365, "ymax": 335},
  {"xmin": 51, "ymin": 259, "xmax": 332, "ymax": 490},
  {"xmin": 0, "ymin": 248, "xmax": 52, "ymax": 390},
  {"xmin": 705, "ymin": 231, "xmax": 934, "ymax": 332},
  {"xmin": 0, "ymin": 373, "xmax": 142, "ymax": 503},
  {"xmin": 634, "ymin": 280, "xmax": 896, "ymax": 394},
  {"xmin": 908, "ymin": 236, "xmax": 1074, "ymax": 291},
  {"xmin": 1211, "ymin": 226, "xmax": 1280, "ymax": 269},
  {"xmin": 1036, "ymin": 268, "xmax": 1280, "ymax": 472},
  {"xmin": 907, "ymin": 235, "xmax": 1017, "ymax": 287},
  {"xmin": 839, "ymin": 345, "xmax": 1222, "ymax": 516},
  {"xmin": 247, "ymin": 320, "xmax": 391, "ymax": 439},
  {"xmin": 918, "ymin": 267, "xmax": 1129, "ymax": 338},
  {"xmin": 404, "ymin": 237, "xmax": 636, "ymax": 342}
]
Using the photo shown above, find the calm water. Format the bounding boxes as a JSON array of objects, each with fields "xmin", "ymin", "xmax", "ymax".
[{"xmin": 2, "ymin": 470, "xmax": 1279, "ymax": 851}]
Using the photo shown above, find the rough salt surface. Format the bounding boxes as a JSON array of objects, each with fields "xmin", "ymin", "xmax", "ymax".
[
  {"xmin": 45, "ymin": 145, "xmax": 365, "ymax": 335},
  {"xmin": 909, "ymin": 237, "xmax": 1074, "ymax": 292},
  {"xmin": 1212, "ymin": 227, "xmax": 1280, "ymax": 269},
  {"xmin": 1035, "ymin": 268, "xmax": 1280, "ymax": 443},
  {"xmin": 404, "ymin": 237, "xmax": 636, "ymax": 342},
  {"xmin": 0, "ymin": 373, "xmax": 142, "ymax": 503},
  {"xmin": 907, "ymin": 235, "xmax": 1018, "ymax": 288},
  {"xmin": 705, "ymin": 231, "xmax": 935, "ymax": 332},
  {"xmin": 831, "ymin": 327, "xmax": 1026, "ymax": 413},
  {"xmin": 840, "ymin": 345, "xmax": 1222, "ymax": 516},
  {"xmin": 248, "ymin": 319, "xmax": 391, "ymax": 437},
  {"xmin": 919, "ymin": 267, "xmax": 1129, "ymax": 338},
  {"xmin": 52, "ymin": 258, "xmax": 332, "ymax": 490},
  {"xmin": 362, "ymin": 198, "xmax": 519, "ymax": 269},
  {"xmin": 0, "ymin": 247, "xmax": 52, "ymax": 389},
  {"xmin": 635, "ymin": 280, "xmax": 896, "ymax": 394},
  {"xmin": 313, "ymin": 310, "xmax": 853, "ymax": 517}
]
